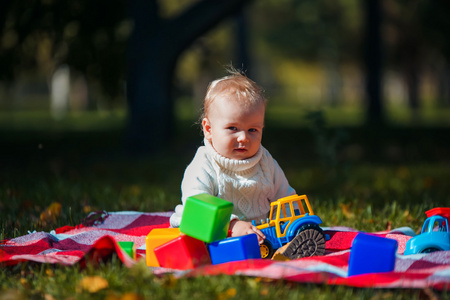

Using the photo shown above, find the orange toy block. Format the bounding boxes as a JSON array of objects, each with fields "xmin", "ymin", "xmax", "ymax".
[{"xmin": 145, "ymin": 228, "xmax": 180, "ymax": 267}]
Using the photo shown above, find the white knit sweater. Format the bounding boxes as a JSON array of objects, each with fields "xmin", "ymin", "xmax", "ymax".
[{"xmin": 169, "ymin": 139, "xmax": 295, "ymax": 227}]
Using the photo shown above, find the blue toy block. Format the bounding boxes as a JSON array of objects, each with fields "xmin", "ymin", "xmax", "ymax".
[
  {"xmin": 208, "ymin": 233, "xmax": 261, "ymax": 265},
  {"xmin": 180, "ymin": 193, "xmax": 233, "ymax": 243},
  {"xmin": 348, "ymin": 233, "xmax": 398, "ymax": 276}
]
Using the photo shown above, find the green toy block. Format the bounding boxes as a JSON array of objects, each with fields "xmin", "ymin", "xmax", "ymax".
[
  {"xmin": 180, "ymin": 193, "xmax": 233, "ymax": 243},
  {"xmin": 117, "ymin": 241, "xmax": 136, "ymax": 260}
]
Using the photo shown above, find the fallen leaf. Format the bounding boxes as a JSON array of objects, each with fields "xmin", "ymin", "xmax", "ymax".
[
  {"xmin": 218, "ymin": 288, "xmax": 236, "ymax": 300},
  {"xmin": 20, "ymin": 278, "xmax": 29, "ymax": 289},
  {"xmin": 339, "ymin": 203, "xmax": 355, "ymax": 219},
  {"xmin": 121, "ymin": 292, "xmax": 144, "ymax": 300},
  {"xmin": 40, "ymin": 202, "xmax": 62, "ymax": 225},
  {"xmin": 272, "ymin": 243, "xmax": 291, "ymax": 261},
  {"xmin": 46, "ymin": 268, "xmax": 54, "ymax": 277},
  {"xmin": 83, "ymin": 206, "xmax": 92, "ymax": 214},
  {"xmin": 44, "ymin": 294, "xmax": 56, "ymax": 300},
  {"xmin": 77, "ymin": 276, "xmax": 109, "ymax": 293},
  {"xmin": 385, "ymin": 221, "xmax": 392, "ymax": 231}
]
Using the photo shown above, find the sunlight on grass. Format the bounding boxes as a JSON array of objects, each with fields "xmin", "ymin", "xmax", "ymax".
[
  {"xmin": 1, "ymin": 101, "xmax": 450, "ymax": 132},
  {"xmin": 387, "ymin": 104, "xmax": 450, "ymax": 126},
  {"xmin": 0, "ymin": 110, "xmax": 127, "ymax": 132}
]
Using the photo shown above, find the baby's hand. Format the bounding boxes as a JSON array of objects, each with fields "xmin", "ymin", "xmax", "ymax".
[{"xmin": 229, "ymin": 220, "xmax": 265, "ymax": 243}]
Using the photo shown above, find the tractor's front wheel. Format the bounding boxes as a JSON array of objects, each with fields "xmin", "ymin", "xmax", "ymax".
[
  {"xmin": 282, "ymin": 224, "xmax": 326, "ymax": 259},
  {"xmin": 260, "ymin": 240, "xmax": 275, "ymax": 259}
]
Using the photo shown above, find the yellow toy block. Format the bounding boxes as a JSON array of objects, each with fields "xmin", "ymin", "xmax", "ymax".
[{"xmin": 145, "ymin": 228, "xmax": 180, "ymax": 267}]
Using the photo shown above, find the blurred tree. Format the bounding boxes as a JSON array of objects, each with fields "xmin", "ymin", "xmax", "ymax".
[
  {"xmin": 125, "ymin": 0, "xmax": 251, "ymax": 155},
  {"xmin": 254, "ymin": 0, "xmax": 361, "ymax": 60},
  {"xmin": 384, "ymin": 0, "xmax": 450, "ymax": 115},
  {"xmin": 384, "ymin": 1, "xmax": 423, "ymax": 121},
  {"xmin": 415, "ymin": 0, "xmax": 450, "ymax": 107},
  {"xmin": 0, "ymin": 0, "xmax": 129, "ymax": 107},
  {"xmin": 0, "ymin": 0, "xmax": 251, "ymax": 154},
  {"xmin": 250, "ymin": 0, "xmax": 362, "ymax": 106}
]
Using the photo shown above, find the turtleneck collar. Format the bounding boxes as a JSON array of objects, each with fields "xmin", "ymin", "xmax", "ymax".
[{"xmin": 204, "ymin": 138, "xmax": 263, "ymax": 173}]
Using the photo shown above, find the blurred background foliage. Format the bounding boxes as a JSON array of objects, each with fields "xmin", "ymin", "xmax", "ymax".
[{"xmin": 1, "ymin": 0, "xmax": 450, "ymax": 123}]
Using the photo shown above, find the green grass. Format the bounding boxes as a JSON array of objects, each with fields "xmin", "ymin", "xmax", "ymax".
[
  {"xmin": 0, "ymin": 260, "xmax": 434, "ymax": 299},
  {"xmin": 1, "ymin": 109, "xmax": 450, "ymax": 299}
]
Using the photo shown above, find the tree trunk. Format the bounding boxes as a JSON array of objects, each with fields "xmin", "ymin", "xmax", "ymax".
[
  {"xmin": 363, "ymin": 0, "xmax": 384, "ymax": 126},
  {"xmin": 235, "ymin": 9, "xmax": 250, "ymax": 75},
  {"xmin": 125, "ymin": 0, "xmax": 251, "ymax": 155}
]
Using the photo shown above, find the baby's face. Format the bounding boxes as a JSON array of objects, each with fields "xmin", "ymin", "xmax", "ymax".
[{"xmin": 203, "ymin": 96, "xmax": 265, "ymax": 160}]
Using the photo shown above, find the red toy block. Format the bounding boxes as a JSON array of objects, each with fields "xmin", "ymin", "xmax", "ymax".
[{"xmin": 154, "ymin": 234, "xmax": 211, "ymax": 269}]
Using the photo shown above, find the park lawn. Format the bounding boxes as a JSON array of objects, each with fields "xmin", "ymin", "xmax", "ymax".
[
  {"xmin": 1, "ymin": 110, "xmax": 450, "ymax": 299},
  {"xmin": 2, "ymin": 161, "xmax": 449, "ymax": 299}
]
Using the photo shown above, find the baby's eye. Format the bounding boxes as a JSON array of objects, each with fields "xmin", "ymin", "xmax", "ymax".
[
  {"xmin": 227, "ymin": 126, "xmax": 238, "ymax": 131},
  {"xmin": 249, "ymin": 128, "xmax": 258, "ymax": 133}
]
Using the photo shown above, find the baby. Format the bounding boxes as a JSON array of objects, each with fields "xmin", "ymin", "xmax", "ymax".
[{"xmin": 169, "ymin": 68, "xmax": 295, "ymax": 242}]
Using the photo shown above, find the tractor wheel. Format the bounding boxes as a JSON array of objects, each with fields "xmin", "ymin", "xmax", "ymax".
[
  {"xmin": 282, "ymin": 224, "xmax": 326, "ymax": 259},
  {"xmin": 260, "ymin": 240, "xmax": 275, "ymax": 259},
  {"xmin": 421, "ymin": 247, "xmax": 441, "ymax": 254}
]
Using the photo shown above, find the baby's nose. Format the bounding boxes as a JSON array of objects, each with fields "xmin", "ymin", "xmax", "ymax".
[{"xmin": 237, "ymin": 131, "xmax": 249, "ymax": 142}]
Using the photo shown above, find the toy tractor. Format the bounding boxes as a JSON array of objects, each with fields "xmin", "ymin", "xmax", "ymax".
[{"xmin": 253, "ymin": 194, "xmax": 326, "ymax": 259}]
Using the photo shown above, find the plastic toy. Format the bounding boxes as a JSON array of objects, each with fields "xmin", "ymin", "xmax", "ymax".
[
  {"xmin": 208, "ymin": 233, "xmax": 261, "ymax": 265},
  {"xmin": 180, "ymin": 193, "xmax": 233, "ymax": 243},
  {"xmin": 154, "ymin": 234, "xmax": 211, "ymax": 269},
  {"xmin": 404, "ymin": 207, "xmax": 450, "ymax": 255},
  {"xmin": 253, "ymin": 194, "xmax": 325, "ymax": 259},
  {"xmin": 145, "ymin": 228, "xmax": 180, "ymax": 267},
  {"xmin": 348, "ymin": 233, "xmax": 398, "ymax": 276},
  {"xmin": 117, "ymin": 241, "xmax": 136, "ymax": 260},
  {"xmin": 426, "ymin": 207, "xmax": 450, "ymax": 221}
]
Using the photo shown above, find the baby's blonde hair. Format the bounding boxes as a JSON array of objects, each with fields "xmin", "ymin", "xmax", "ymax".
[{"xmin": 201, "ymin": 67, "xmax": 266, "ymax": 120}]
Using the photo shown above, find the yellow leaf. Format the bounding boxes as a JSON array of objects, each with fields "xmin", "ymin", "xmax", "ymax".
[
  {"xmin": 121, "ymin": 292, "xmax": 144, "ymax": 300},
  {"xmin": 46, "ymin": 268, "xmax": 54, "ymax": 277},
  {"xmin": 44, "ymin": 294, "xmax": 56, "ymax": 300},
  {"xmin": 225, "ymin": 288, "xmax": 236, "ymax": 297},
  {"xmin": 40, "ymin": 202, "xmax": 62, "ymax": 224},
  {"xmin": 77, "ymin": 276, "xmax": 109, "ymax": 293},
  {"xmin": 84, "ymin": 205, "xmax": 92, "ymax": 214},
  {"xmin": 339, "ymin": 203, "xmax": 355, "ymax": 219},
  {"xmin": 217, "ymin": 288, "xmax": 237, "ymax": 300},
  {"xmin": 272, "ymin": 242, "xmax": 291, "ymax": 261},
  {"xmin": 20, "ymin": 278, "xmax": 29, "ymax": 289}
]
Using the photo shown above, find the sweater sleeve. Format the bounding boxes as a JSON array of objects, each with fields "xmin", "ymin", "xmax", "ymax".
[{"xmin": 169, "ymin": 147, "xmax": 217, "ymax": 227}]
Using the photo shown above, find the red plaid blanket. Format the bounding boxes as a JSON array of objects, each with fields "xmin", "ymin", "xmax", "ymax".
[{"xmin": 1, "ymin": 211, "xmax": 449, "ymax": 290}]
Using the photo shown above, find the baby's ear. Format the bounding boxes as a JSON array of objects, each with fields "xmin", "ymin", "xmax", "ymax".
[{"xmin": 202, "ymin": 118, "xmax": 212, "ymax": 140}]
